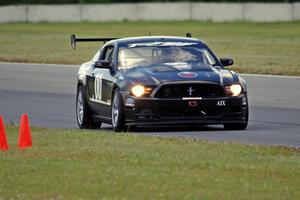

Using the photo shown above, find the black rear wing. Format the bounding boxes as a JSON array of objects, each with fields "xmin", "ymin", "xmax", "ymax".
[{"xmin": 70, "ymin": 34, "xmax": 118, "ymax": 49}]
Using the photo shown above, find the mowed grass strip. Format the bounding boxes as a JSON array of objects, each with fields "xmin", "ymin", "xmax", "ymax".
[
  {"xmin": 0, "ymin": 126, "xmax": 299, "ymax": 200},
  {"xmin": 0, "ymin": 21, "xmax": 300, "ymax": 75}
]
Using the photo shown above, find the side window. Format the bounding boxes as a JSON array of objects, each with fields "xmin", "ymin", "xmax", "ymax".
[{"xmin": 101, "ymin": 45, "xmax": 115, "ymax": 62}]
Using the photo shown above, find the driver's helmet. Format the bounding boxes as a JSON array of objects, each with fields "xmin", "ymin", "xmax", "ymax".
[{"xmin": 160, "ymin": 48, "xmax": 176, "ymax": 63}]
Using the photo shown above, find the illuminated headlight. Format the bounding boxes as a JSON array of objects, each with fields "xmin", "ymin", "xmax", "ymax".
[
  {"xmin": 131, "ymin": 85, "xmax": 152, "ymax": 97},
  {"xmin": 131, "ymin": 85, "xmax": 145, "ymax": 97},
  {"xmin": 225, "ymin": 84, "xmax": 242, "ymax": 96}
]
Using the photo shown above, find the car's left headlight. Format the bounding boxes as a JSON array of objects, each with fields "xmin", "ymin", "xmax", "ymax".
[{"xmin": 225, "ymin": 84, "xmax": 242, "ymax": 96}]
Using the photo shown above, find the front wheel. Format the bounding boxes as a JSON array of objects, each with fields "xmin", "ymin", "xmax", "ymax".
[
  {"xmin": 76, "ymin": 85, "xmax": 101, "ymax": 129},
  {"xmin": 111, "ymin": 89, "xmax": 126, "ymax": 132}
]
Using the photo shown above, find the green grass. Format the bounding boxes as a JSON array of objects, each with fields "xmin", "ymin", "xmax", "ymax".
[
  {"xmin": 0, "ymin": 21, "xmax": 300, "ymax": 75},
  {"xmin": 0, "ymin": 126, "xmax": 299, "ymax": 199}
]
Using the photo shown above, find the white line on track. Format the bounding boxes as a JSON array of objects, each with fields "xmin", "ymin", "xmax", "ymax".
[
  {"xmin": 240, "ymin": 73, "xmax": 300, "ymax": 79},
  {"xmin": 0, "ymin": 62, "xmax": 79, "ymax": 68}
]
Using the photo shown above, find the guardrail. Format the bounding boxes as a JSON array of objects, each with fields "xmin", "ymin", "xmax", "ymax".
[{"xmin": 0, "ymin": 3, "xmax": 299, "ymax": 23}]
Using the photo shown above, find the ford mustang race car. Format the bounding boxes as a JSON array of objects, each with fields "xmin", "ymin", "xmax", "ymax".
[{"xmin": 71, "ymin": 34, "xmax": 248, "ymax": 132}]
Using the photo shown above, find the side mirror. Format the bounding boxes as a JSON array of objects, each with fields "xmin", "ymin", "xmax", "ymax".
[
  {"xmin": 220, "ymin": 58, "xmax": 234, "ymax": 67},
  {"xmin": 95, "ymin": 60, "xmax": 111, "ymax": 69}
]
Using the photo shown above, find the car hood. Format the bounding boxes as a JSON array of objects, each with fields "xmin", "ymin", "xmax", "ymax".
[{"xmin": 120, "ymin": 63, "xmax": 239, "ymax": 88}]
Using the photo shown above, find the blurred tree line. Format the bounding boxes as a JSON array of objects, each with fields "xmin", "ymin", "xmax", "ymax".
[{"xmin": 1, "ymin": 0, "xmax": 298, "ymax": 5}]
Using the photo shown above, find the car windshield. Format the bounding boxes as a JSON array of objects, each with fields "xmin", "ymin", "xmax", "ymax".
[{"xmin": 118, "ymin": 45, "xmax": 216, "ymax": 70}]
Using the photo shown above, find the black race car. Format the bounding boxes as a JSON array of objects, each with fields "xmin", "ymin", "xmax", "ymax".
[{"xmin": 71, "ymin": 34, "xmax": 248, "ymax": 132}]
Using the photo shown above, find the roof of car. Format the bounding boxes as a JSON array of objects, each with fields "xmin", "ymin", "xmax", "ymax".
[{"xmin": 109, "ymin": 36, "xmax": 205, "ymax": 47}]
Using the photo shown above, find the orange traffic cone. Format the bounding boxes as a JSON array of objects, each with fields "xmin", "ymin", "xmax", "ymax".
[
  {"xmin": 18, "ymin": 113, "xmax": 32, "ymax": 149},
  {"xmin": 0, "ymin": 115, "xmax": 9, "ymax": 151}
]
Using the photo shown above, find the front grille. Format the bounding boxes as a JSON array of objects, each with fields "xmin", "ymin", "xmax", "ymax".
[{"xmin": 154, "ymin": 83, "xmax": 225, "ymax": 99}]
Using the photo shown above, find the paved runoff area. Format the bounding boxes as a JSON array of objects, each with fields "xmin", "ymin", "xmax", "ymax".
[{"xmin": 0, "ymin": 62, "xmax": 299, "ymax": 147}]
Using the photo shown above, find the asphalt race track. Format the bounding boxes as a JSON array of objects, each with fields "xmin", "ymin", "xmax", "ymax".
[{"xmin": 0, "ymin": 62, "xmax": 299, "ymax": 147}]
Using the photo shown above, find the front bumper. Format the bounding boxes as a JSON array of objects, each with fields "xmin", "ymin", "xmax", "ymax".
[{"xmin": 123, "ymin": 94, "xmax": 248, "ymax": 126}]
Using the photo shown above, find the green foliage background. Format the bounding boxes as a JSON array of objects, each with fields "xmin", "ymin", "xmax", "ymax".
[{"xmin": 1, "ymin": 0, "xmax": 299, "ymax": 6}]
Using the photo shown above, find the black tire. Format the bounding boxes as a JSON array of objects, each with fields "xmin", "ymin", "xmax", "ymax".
[
  {"xmin": 111, "ymin": 89, "xmax": 126, "ymax": 132},
  {"xmin": 224, "ymin": 106, "xmax": 248, "ymax": 130},
  {"xmin": 76, "ymin": 85, "xmax": 101, "ymax": 129}
]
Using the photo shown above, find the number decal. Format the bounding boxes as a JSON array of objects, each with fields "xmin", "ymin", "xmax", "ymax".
[
  {"xmin": 90, "ymin": 73, "xmax": 110, "ymax": 105},
  {"xmin": 94, "ymin": 73, "xmax": 103, "ymax": 101}
]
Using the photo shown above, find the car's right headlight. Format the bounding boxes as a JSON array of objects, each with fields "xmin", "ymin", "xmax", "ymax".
[
  {"xmin": 131, "ymin": 85, "xmax": 153, "ymax": 97},
  {"xmin": 225, "ymin": 84, "xmax": 242, "ymax": 96},
  {"xmin": 131, "ymin": 85, "xmax": 145, "ymax": 97}
]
